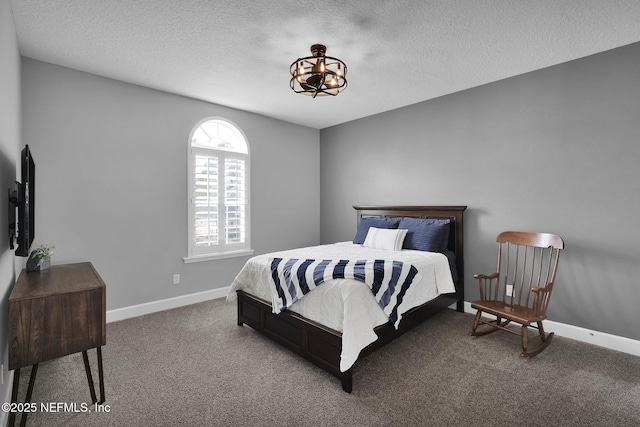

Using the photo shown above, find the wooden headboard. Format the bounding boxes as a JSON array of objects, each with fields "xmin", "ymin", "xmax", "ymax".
[{"xmin": 353, "ymin": 205, "xmax": 467, "ymax": 304}]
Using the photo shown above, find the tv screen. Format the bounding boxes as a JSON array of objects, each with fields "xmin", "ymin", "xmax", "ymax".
[{"xmin": 15, "ymin": 145, "xmax": 35, "ymax": 257}]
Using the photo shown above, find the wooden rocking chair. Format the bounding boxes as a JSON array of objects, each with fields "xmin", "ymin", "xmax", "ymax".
[{"xmin": 469, "ymin": 231, "xmax": 564, "ymax": 357}]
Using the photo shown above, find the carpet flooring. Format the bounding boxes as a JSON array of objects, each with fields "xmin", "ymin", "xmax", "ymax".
[{"xmin": 11, "ymin": 297, "xmax": 640, "ymax": 426}]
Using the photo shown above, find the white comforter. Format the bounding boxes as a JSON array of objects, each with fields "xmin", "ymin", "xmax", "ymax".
[{"xmin": 227, "ymin": 241, "xmax": 455, "ymax": 371}]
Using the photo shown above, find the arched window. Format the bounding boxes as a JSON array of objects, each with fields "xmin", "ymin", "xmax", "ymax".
[{"xmin": 185, "ymin": 118, "xmax": 252, "ymax": 261}]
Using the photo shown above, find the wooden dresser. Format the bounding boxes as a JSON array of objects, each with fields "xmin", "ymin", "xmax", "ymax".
[{"xmin": 8, "ymin": 262, "xmax": 106, "ymax": 426}]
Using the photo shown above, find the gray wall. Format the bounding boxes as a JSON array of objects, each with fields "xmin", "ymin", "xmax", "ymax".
[
  {"xmin": 320, "ymin": 42, "xmax": 640, "ymax": 341},
  {"xmin": 0, "ymin": 0, "xmax": 21, "ymax": 412},
  {"xmin": 21, "ymin": 58, "xmax": 320, "ymax": 311}
]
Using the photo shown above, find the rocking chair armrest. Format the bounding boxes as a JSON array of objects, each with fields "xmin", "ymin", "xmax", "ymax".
[
  {"xmin": 531, "ymin": 285, "xmax": 551, "ymax": 294},
  {"xmin": 473, "ymin": 272, "xmax": 499, "ymax": 280}
]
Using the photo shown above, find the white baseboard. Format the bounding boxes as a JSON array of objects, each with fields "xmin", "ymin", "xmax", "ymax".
[
  {"xmin": 461, "ymin": 301, "xmax": 640, "ymax": 357},
  {"xmin": 106, "ymin": 287, "xmax": 230, "ymax": 323},
  {"xmin": 107, "ymin": 292, "xmax": 640, "ymax": 358}
]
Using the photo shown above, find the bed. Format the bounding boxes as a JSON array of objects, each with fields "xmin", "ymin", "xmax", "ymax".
[{"xmin": 227, "ymin": 205, "xmax": 466, "ymax": 392}]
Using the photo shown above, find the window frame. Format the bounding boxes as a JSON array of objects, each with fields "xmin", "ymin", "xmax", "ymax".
[{"xmin": 184, "ymin": 118, "xmax": 253, "ymax": 263}]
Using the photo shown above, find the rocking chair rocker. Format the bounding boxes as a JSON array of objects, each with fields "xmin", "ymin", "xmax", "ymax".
[{"xmin": 469, "ymin": 231, "xmax": 564, "ymax": 357}]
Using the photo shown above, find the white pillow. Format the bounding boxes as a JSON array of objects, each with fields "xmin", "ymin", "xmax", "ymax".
[{"xmin": 363, "ymin": 227, "xmax": 408, "ymax": 251}]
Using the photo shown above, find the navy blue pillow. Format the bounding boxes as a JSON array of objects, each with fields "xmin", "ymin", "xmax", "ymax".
[
  {"xmin": 353, "ymin": 217, "xmax": 400, "ymax": 244},
  {"xmin": 398, "ymin": 217, "xmax": 450, "ymax": 252}
]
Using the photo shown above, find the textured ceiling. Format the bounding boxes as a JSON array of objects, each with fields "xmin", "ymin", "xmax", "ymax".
[{"xmin": 10, "ymin": 0, "xmax": 640, "ymax": 129}]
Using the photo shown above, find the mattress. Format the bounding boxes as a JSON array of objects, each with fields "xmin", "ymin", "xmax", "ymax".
[{"xmin": 227, "ymin": 241, "xmax": 455, "ymax": 371}]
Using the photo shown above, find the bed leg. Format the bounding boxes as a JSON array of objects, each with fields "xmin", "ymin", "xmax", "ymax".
[
  {"xmin": 456, "ymin": 299, "xmax": 464, "ymax": 313},
  {"xmin": 236, "ymin": 299, "xmax": 244, "ymax": 326},
  {"xmin": 341, "ymin": 369, "xmax": 353, "ymax": 393}
]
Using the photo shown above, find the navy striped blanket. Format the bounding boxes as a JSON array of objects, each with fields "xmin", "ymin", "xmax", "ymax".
[{"xmin": 269, "ymin": 257, "xmax": 420, "ymax": 328}]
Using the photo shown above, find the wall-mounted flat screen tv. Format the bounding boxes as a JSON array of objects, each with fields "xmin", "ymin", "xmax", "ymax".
[{"xmin": 8, "ymin": 145, "xmax": 35, "ymax": 257}]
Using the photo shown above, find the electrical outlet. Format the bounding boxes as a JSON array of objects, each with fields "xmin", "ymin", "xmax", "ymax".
[
  {"xmin": 506, "ymin": 284, "xmax": 514, "ymax": 297},
  {"xmin": 173, "ymin": 274, "xmax": 180, "ymax": 285}
]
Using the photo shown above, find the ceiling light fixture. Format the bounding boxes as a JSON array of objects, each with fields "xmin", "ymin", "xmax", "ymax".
[{"xmin": 290, "ymin": 44, "xmax": 347, "ymax": 98}]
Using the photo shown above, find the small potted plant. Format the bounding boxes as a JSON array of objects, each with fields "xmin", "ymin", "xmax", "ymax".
[{"xmin": 27, "ymin": 245, "xmax": 56, "ymax": 272}]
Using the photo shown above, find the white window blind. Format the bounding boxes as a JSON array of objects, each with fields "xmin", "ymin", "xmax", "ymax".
[
  {"xmin": 194, "ymin": 154, "xmax": 219, "ymax": 247},
  {"xmin": 224, "ymin": 158, "xmax": 246, "ymax": 244},
  {"xmin": 186, "ymin": 119, "xmax": 251, "ymax": 262}
]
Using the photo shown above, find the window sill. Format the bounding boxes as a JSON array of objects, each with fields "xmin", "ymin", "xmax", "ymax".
[{"xmin": 183, "ymin": 249, "xmax": 254, "ymax": 264}]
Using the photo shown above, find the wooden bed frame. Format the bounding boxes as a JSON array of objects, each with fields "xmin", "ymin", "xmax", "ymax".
[{"xmin": 235, "ymin": 205, "xmax": 466, "ymax": 392}]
